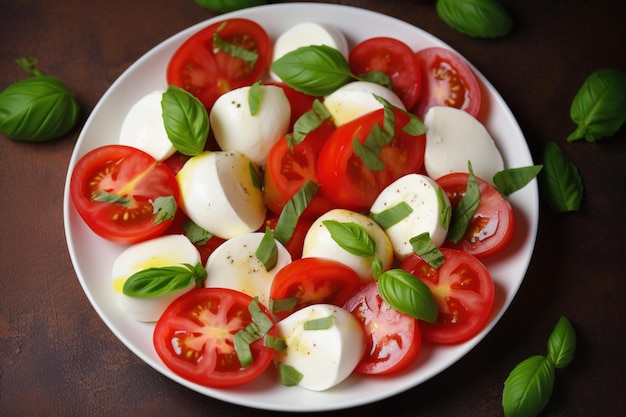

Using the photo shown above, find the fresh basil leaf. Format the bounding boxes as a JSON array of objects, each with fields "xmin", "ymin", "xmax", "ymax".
[
  {"xmin": 547, "ymin": 316, "xmax": 576, "ymax": 369},
  {"xmin": 122, "ymin": 263, "xmax": 207, "ymax": 298},
  {"xmin": 371, "ymin": 256, "xmax": 383, "ymax": 280},
  {"xmin": 0, "ymin": 56, "xmax": 81, "ymax": 142},
  {"xmin": 436, "ymin": 0, "xmax": 513, "ymax": 38},
  {"xmin": 377, "ymin": 269, "xmax": 438, "ymax": 323},
  {"xmin": 437, "ymin": 187, "xmax": 452, "ymax": 229},
  {"xmin": 322, "ymin": 220, "xmax": 376, "ymax": 258},
  {"xmin": 152, "ymin": 195, "xmax": 177, "ymax": 225},
  {"xmin": 567, "ymin": 68, "xmax": 626, "ymax": 142},
  {"xmin": 354, "ymin": 70, "xmax": 393, "ymax": 90},
  {"xmin": 409, "ymin": 232, "xmax": 445, "ymax": 269},
  {"xmin": 352, "ymin": 124, "xmax": 388, "ymax": 171},
  {"xmin": 249, "ymin": 162, "xmax": 263, "ymax": 190},
  {"xmin": 265, "ymin": 334, "xmax": 287, "ymax": 351},
  {"xmin": 269, "ymin": 297, "xmax": 298, "ymax": 314},
  {"xmin": 273, "ymin": 180, "xmax": 319, "ymax": 244},
  {"xmin": 303, "ymin": 316, "xmax": 334, "ymax": 330},
  {"xmin": 289, "ymin": 99, "xmax": 331, "ymax": 146},
  {"xmin": 373, "ymin": 94, "xmax": 427, "ymax": 137},
  {"xmin": 233, "ymin": 298, "xmax": 274, "ymax": 367},
  {"xmin": 447, "ymin": 162, "xmax": 480, "ymax": 243},
  {"xmin": 161, "ymin": 84, "xmax": 209, "ymax": 156},
  {"xmin": 181, "ymin": 220, "xmax": 213, "ymax": 245},
  {"xmin": 194, "ymin": 0, "xmax": 266, "ymax": 13},
  {"xmin": 502, "ymin": 355, "xmax": 555, "ymax": 417},
  {"xmin": 91, "ymin": 189, "xmax": 131, "ymax": 207},
  {"xmin": 371, "ymin": 202, "xmax": 414, "ymax": 229},
  {"xmin": 255, "ymin": 227, "xmax": 278, "ymax": 271},
  {"xmin": 248, "ymin": 81, "xmax": 261, "ymax": 116},
  {"xmin": 539, "ymin": 141, "xmax": 583, "ymax": 212},
  {"xmin": 278, "ymin": 363, "xmax": 303, "ymax": 386},
  {"xmin": 493, "ymin": 165, "xmax": 543, "ymax": 196},
  {"xmin": 213, "ymin": 21, "xmax": 259, "ymax": 67},
  {"xmin": 271, "ymin": 45, "xmax": 352, "ymax": 96}
]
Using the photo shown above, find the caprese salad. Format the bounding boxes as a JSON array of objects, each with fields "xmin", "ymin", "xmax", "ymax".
[{"xmin": 69, "ymin": 17, "xmax": 527, "ymax": 392}]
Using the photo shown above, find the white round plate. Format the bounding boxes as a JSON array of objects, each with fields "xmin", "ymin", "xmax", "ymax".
[{"xmin": 63, "ymin": 2, "xmax": 538, "ymax": 412}]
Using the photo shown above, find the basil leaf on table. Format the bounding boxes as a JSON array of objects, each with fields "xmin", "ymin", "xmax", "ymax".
[
  {"xmin": 567, "ymin": 68, "xmax": 626, "ymax": 142},
  {"xmin": 161, "ymin": 84, "xmax": 209, "ymax": 156},
  {"xmin": 377, "ymin": 269, "xmax": 438, "ymax": 323},
  {"xmin": 546, "ymin": 316, "xmax": 576, "ymax": 369},
  {"xmin": 0, "ymin": 56, "xmax": 80, "ymax": 142},
  {"xmin": 538, "ymin": 141, "xmax": 583, "ymax": 212},
  {"xmin": 436, "ymin": 0, "xmax": 513, "ymax": 38},
  {"xmin": 502, "ymin": 355, "xmax": 555, "ymax": 417},
  {"xmin": 195, "ymin": 0, "xmax": 266, "ymax": 13}
]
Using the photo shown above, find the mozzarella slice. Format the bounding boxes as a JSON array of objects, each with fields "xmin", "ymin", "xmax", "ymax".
[
  {"xmin": 323, "ymin": 81, "xmax": 406, "ymax": 126},
  {"xmin": 370, "ymin": 173, "xmax": 451, "ymax": 260},
  {"xmin": 273, "ymin": 304, "xmax": 365, "ymax": 391},
  {"xmin": 118, "ymin": 90, "xmax": 176, "ymax": 161},
  {"xmin": 423, "ymin": 106, "xmax": 504, "ymax": 184},
  {"xmin": 111, "ymin": 234, "xmax": 201, "ymax": 322},
  {"xmin": 270, "ymin": 22, "xmax": 349, "ymax": 81},
  {"xmin": 204, "ymin": 232, "xmax": 292, "ymax": 308},
  {"xmin": 210, "ymin": 85, "xmax": 290, "ymax": 166},
  {"xmin": 176, "ymin": 151, "xmax": 266, "ymax": 239},
  {"xmin": 302, "ymin": 209, "xmax": 393, "ymax": 282}
]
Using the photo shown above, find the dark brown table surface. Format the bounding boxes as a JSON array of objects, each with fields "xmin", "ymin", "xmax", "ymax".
[{"xmin": 1, "ymin": 0, "xmax": 625, "ymax": 416}]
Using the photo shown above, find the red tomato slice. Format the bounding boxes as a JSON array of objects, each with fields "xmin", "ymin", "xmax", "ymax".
[
  {"xmin": 343, "ymin": 282, "xmax": 421, "ymax": 375},
  {"xmin": 70, "ymin": 144, "xmax": 179, "ymax": 244},
  {"xmin": 153, "ymin": 288, "xmax": 276, "ymax": 388},
  {"xmin": 166, "ymin": 18, "xmax": 271, "ymax": 110},
  {"xmin": 260, "ymin": 212, "xmax": 312, "ymax": 260},
  {"xmin": 265, "ymin": 81, "xmax": 318, "ymax": 128},
  {"xmin": 401, "ymin": 248, "xmax": 495, "ymax": 344},
  {"xmin": 349, "ymin": 37, "xmax": 422, "ymax": 109},
  {"xmin": 437, "ymin": 173, "xmax": 516, "ymax": 258},
  {"xmin": 316, "ymin": 107, "xmax": 426, "ymax": 212},
  {"xmin": 412, "ymin": 47, "xmax": 481, "ymax": 119},
  {"xmin": 263, "ymin": 119, "xmax": 336, "ymax": 219},
  {"xmin": 269, "ymin": 258, "xmax": 362, "ymax": 320}
]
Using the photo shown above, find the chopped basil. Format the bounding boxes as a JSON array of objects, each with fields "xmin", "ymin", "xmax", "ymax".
[
  {"xmin": 255, "ymin": 227, "xmax": 278, "ymax": 271},
  {"xmin": 377, "ymin": 268, "xmax": 438, "ymax": 323},
  {"xmin": 538, "ymin": 141, "xmax": 583, "ymax": 212},
  {"xmin": 437, "ymin": 187, "xmax": 452, "ymax": 229},
  {"xmin": 265, "ymin": 334, "xmax": 287, "ymax": 352},
  {"xmin": 354, "ymin": 70, "xmax": 393, "ymax": 90},
  {"xmin": 303, "ymin": 316, "xmax": 334, "ymax": 330},
  {"xmin": 278, "ymin": 363, "xmax": 303, "ymax": 386},
  {"xmin": 213, "ymin": 21, "xmax": 258, "ymax": 67},
  {"xmin": 248, "ymin": 81, "xmax": 261, "ymax": 116},
  {"xmin": 288, "ymin": 99, "xmax": 331, "ymax": 146},
  {"xmin": 269, "ymin": 297, "xmax": 298, "ymax": 314},
  {"xmin": 370, "ymin": 202, "xmax": 414, "ymax": 229},
  {"xmin": 161, "ymin": 84, "xmax": 209, "ymax": 156},
  {"xmin": 122, "ymin": 262, "xmax": 207, "ymax": 297},
  {"xmin": 152, "ymin": 195, "xmax": 177, "ymax": 225},
  {"xmin": 91, "ymin": 189, "xmax": 131, "ymax": 207},
  {"xmin": 273, "ymin": 180, "xmax": 318, "ymax": 244},
  {"xmin": 249, "ymin": 162, "xmax": 263, "ymax": 190},
  {"xmin": 409, "ymin": 232, "xmax": 445, "ymax": 269},
  {"xmin": 181, "ymin": 220, "xmax": 213, "ymax": 245},
  {"xmin": 447, "ymin": 162, "xmax": 480, "ymax": 244},
  {"xmin": 233, "ymin": 298, "xmax": 274, "ymax": 368},
  {"xmin": 493, "ymin": 165, "xmax": 543, "ymax": 196},
  {"xmin": 322, "ymin": 220, "xmax": 376, "ymax": 258}
]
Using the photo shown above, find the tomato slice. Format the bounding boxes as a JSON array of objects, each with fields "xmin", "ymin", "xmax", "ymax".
[
  {"xmin": 166, "ymin": 18, "xmax": 271, "ymax": 110},
  {"xmin": 343, "ymin": 282, "xmax": 421, "ymax": 375},
  {"xmin": 316, "ymin": 107, "xmax": 426, "ymax": 212},
  {"xmin": 436, "ymin": 173, "xmax": 516, "ymax": 258},
  {"xmin": 349, "ymin": 37, "xmax": 422, "ymax": 109},
  {"xmin": 153, "ymin": 288, "xmax": 276, "ymax": 388},
  {"xmin": 401, "ymin": 248, "xmax": 495, "ymax": 344},
  {"xmin": 263, "ymin": 119, "xmax": 336, "ymax": 219},
  {"xmin": 265, "ymin": 81, "xmax": 318, "ymax": 128},
  {"xmin": 412, "ymin": 47, "xmax": 481, "ymax": 119},
  {"xmin": 70, "ymin": 144, "xmax": 179, "ymax": 244},
  {"xmin": 269, "ymin": 257, "xmax": 362, "ymax": 320}
]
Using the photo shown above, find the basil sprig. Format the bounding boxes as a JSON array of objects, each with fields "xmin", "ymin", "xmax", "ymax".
[
  {"xmin": 377, "ymin": 269, "xmax": 438, "ymax": 323},
  {"xmin": 503, "ymin": 316, "xmax": 576, "ymax": 417},
  {"xmin": 161, "ymin": 84, "xmax": 209, "ymax": 156},
  {"xmin": 122, "ymin": 262, "xmax": 207, "ymax": 297},
  {"xmin": 538, "ymin": 142, "xmax": 583, "ymax": 212},
  {"xmin": 0, "ymin": 56, "xmax": 80, "ymax": 142},
  {"xmin": 567, "ymin": 68, "xmax": 626, "ymax": 142},
  {"xmin": 436, "ymin": 0, "xmax": 513, "ymax": 38}
]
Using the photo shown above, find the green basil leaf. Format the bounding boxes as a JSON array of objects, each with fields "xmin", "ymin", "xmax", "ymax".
[
  {"xmin": 213, "ymin": 22, "xmax": 259, "ymax": 67},
  {"xmin": 373, "ymin": 94, "xmax": 427, "ymax": 137},
  {"xmin": 371, "ymin": 256, "xmax": 383, "ymax": 280},
  {"xmin": 271, "ymin": 45, "xmax": 352, "ymax": 96},
  {"xmin": 161, "ymin": 84, "xmax": 209, "ymax": 156},
  {"xmin": 354, "ymin": 70, "xmax": 393, "ymax": 90},
  {"xmin": 255, "ymin": 227, "xmax": 278, "ymax": 271},
  {"xmin": 539, "ymin": 141, "xmax": 583, "ymax": 212},
  {"xmin": 233, "ymin": 298, "xmax": 274, "ymax": 368},
  {"xmin": 248, "ymin": 80, "xmax": 261, "ymax": 116},
  {"xmin": 370, "ymin": 202, "xmax": 414, "ymax": 229},
  {"xmin": 278, "ymin": 363, "xmax": 303, "ymax": 386},
  {"xmin": 91, "ymin": 189, "xmax": 131, "ymax": 207},
  {"xmin": 303, "ymin": 316, "xmax": 334, "ymax": 330},
  {"xmin": 546, "ymin": 316, "xmax": 576, "ymax": 369},
  {"xmin": 194, "ymin": 0, "xmax": 266, "ymax": 13},
  {"xmin": 436, "ymin": 0, "xmax": 513, "ymax": 38},
  {"xmin": 502, "ymin": 355, "xmax": 555, "ymax": 417},
  {"xmin": 265, "ymin": 334, "xmax": 287, "ymax": 351},
  {"xmin": 289, "ymin": 99, "xmax": 331, "ymax": 146},
  {"xmin": 0, "ymin": 57, "xmax": 80, "ymax": 142},
  {"xmin": 152, "ymin": 195, "xmax": 177, "ymax": 225},
  {"xmin": 447, "ymin": 162, "xmax": 480, "ymax": 243},
  {"xmin": 437, "ymin": 187, "xmax": 452, "ymax": 229},
  {"xmin": 322, "ymin": 220, "xmax": 376, "ymax": 258},
  {"xmin": 352, "ymin": 124, "xmax": 387, "ymax": 171},
  {"xmin": 377, "ymin": 269, "xmax": 438, "ymax": 323},
  {"xmin": 122, "ymin": 263, "xmax": 206, "ymax": 298},
  {"xmin": 493, "ymin": 165, "xmax": 543, "ymax": 197},
  {"xmin": 409, "ymin": 232, "xmax": 445, "ymax": 269},
  {"xmin": 273, "ymin": 180, "xmax": 318, "ymax": 244},
  {"xmin": 249, "ymin": 162, "xmax": 263, "ymax": 190},
  {"xmin": 181, "ymin": 220, "xmax": 213, "ymax": 245},
  {"xmin": 269, "ymin": 297, "xmax": 298, "ymax": 314},
  {"xmin": 567, "ymin": 68, "xmax": 626, "ymax": 142}
]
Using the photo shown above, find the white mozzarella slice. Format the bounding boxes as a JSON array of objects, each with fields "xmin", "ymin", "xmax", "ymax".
[
  {"xmin": 204, "ymin": 232, "xmax": 292, "ymax": 308},
  {"xmin": 273, "ymin": 304, "xmax": 365, "ymax": 391},
  {"xmin": 270, "ymin": 22, "xmax": 349, "ymax": 81},
  {"xmin": 370, "ymin": 173, "xmax": 451, "ymax": 260},
  {"xmin": 111, "ymin": 234, "xmax": 201, "ymax": 322},
  {"xmin": 176, "ymin": 151, "xmax": 266, "ymax": 239},
  {"xmin": 118, "ymin": 90, "xmax": 176, "ymax": 161},
  {"xmin": 210, "ymin": 85, "xmax": 290, "ymax": 166},
  {"xmin": 302, "ymin": 208, "xmax": 393, "ymax": 282},
  {"xmin": 423, "ymin": 106, "xmax": 504, "ymax": 184},
  {"xmin": 323, "ymin": 81, "xmax": 406, "ymax": 126}
]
